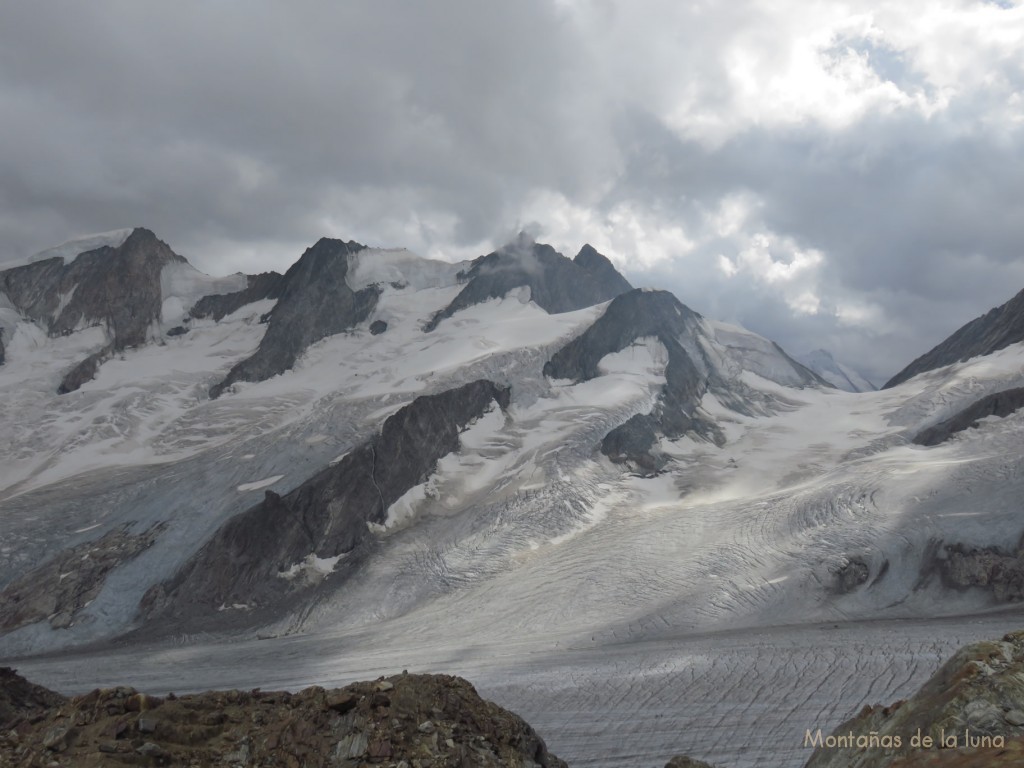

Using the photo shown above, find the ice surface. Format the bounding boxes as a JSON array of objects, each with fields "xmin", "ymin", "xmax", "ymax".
[
  {"xmin": 4, "ymin": 250, "xmax": 1024, "ymax": 767},
  {"xmin": 159, "ymin": 261, "xmax": 248, "ymax": 326},
  {"xmin": 345, "ymin": 247, "xmax": 466, "ymax": 291},
  {"xmin": 8, "ymin": 614, "xmax": 1023, "ymax": 768}
]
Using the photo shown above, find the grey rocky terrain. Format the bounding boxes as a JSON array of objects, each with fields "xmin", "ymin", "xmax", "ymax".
[
  {"xmin": 544, "ymin": 288, "xmax": 824, "ymax": 472},
  {"xmin": 885, "ymin": 286, "xmax": 1024, "ymax": 388},
  {"xmin": 424, "ymin": 236, "xmax": 632, "ymax": 332},
  {"xmin": 209, "ymin": 237, "xmax": 376, "ymax": 398},
  {"xmin": 0, "ymin": 523, "xmax": 166, "ymax": 633},
  {"xmin": 142, "ymin": 380, "xmax": 511, "ymax": 630},
  {"xmin": 804, "ymin": 630, "xmax": 1024, "ymax": 768},
  {"xmin": 912, "ymin": 386, "xmax": 1024, "ymax": 446},
  {"xmin": 0, "ymin": 668, "xmax": 567, "ymax": 768},
  {"xmin": 0, "ymin": 227, "xmax": 185, "ymax": 392},
  {"xmin": 189, "ymin": 270, "xmax": 285, "ymax": 323}
]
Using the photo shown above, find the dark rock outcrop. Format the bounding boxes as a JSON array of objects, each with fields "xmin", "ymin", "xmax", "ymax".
[
  {"xmin": 57, "ymin": 344, "xmax": 113, "ymax": 395},
  {"xmin": 885, "ymin": 287, "xmax": 1024, "ymax": 388},
  {"xmin": 805, "ymin": 631, "xmax": 1024, "ymax": 768},
  {"xmin": 369, "ymin": 319, "xmax": 388, "ymax": 335},
  {"xmin": 209, "ymin": 238, "xmax": 376, "ymax": 398},
  {"xmin": 831, "ymin": 557, "xmax": 871, "ymax": 594},
  {"xmin": 913, "ymin": 387, "xmax": 1024, "ymax": 446},
  {"xmin": 0, "ymin": 327, "xmax": 5, "ymax": 365},
  {"xmin": 144, "ymin": 380, "xmax": 511, "ymax": 625},
  {"xmin": 0, "ymin": 671, "xmax": 567, "ymax": 768},
  {"xmin": 0, "ymin": 667, "xmax": 66, "ymax": 733},
  {"xmin": 545, "ymin": 289, "xmax": 723, "ymax": 472},
  {"xmin": 0, "ymin": 227, "xmax": 186, "ymax": 392},
  {"xmin": 189, "ymin": 270, "xmax": 284, "ymax": 322},
  {"xmin": 0, "ymin": 523, "xmax": 166, "ymax": 633},
  {"xmin": 574, "ymin": 243, "xmax": 634, "ymax": 297},
  {"xmin": 424, "ymin": 236, "xmax": 631, "ymax": 332},
  {"xmin": 937, "ymin": 536, "xmax": 1024, "ymax": 603}
]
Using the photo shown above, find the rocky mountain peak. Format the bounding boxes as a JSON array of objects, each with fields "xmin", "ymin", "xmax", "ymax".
[
  {"xmin": 0, "ymin": 227, "xmax": 186, "ymax": 392},
  {"xmin": 208, "ymin": 237, "xmax": 373, "ymax": 398},
  {"xmin": 574, "ymin": 243, "xmax": 633, "ymax": 295},
  {"xmin": 424, "ymin": 239, "xmax": 633, "ymax": 331}
]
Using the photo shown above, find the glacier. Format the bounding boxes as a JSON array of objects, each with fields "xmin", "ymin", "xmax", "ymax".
[{"xmin": 1, "ymin": 233, "xmax": 1024, "ymax": 767}]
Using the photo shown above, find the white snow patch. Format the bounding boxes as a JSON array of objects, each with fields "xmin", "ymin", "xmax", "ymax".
[
  {"xmin": 159, "ymin": 262, "xmax": 248, "ymax": 325},
  {"xmin": 25, "ymin": 229, "xmax": 134, "ymax": 267},
  {"xmin": 277, "ymin": 552, "xmax": 346, "ymax": 580},
  {"xmin": 237, "ymin": 475, "xmax": 284, "ymax": 492},
  {"xmin": 346, "ymin": 248, "xmax": 464, "ymax": 291},
  {"xmin": 596, "ymin": 337, "xmax": 668, "ymax": 378}
]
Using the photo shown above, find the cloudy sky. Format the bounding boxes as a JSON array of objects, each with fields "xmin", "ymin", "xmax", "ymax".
[{"xmin": 2, "ymin": 1, "xmax": 1022, "ymax": 383}]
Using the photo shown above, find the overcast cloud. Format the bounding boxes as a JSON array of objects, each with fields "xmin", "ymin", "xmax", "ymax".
[{"xmin": 1, "ymin": 0, "xmax": 1022, "ymax": 383}]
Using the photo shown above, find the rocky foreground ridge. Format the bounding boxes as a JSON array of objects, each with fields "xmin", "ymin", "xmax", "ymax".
[
  {"xmin": 0, "ymin": 670, "xmax": 567, "ymax": 768},
  {"xmin": 9, "ymin": 631, "xmax": 1024, "ymax": 767}
]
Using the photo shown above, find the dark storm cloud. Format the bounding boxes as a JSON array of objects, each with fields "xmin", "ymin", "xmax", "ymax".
[
  {"xmin": 1, "ymin": 1, "xmax": 1023, "ymax": 382},
  {"xmin": 600, "ymin": 100, "xmax": 1024, "ymax": 382},
  {"xmin": 0, "ymin": 2, "xmax": 612, "ymax": 264}
]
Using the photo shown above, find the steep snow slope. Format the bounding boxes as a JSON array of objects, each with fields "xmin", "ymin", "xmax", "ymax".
[
  {"xmin": 885, "ymin": 285, "xmax": 1024, "ymax": 388},
  {"xmin": 797, "ymin": 348, "xmax": 877, "ymax": 392}
]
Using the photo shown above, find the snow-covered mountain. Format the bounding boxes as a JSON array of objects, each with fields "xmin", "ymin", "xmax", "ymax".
[
  {"xmin": 885, "ymin": 285, "xmax": 1024, "ymax": 388},
  {"xmin": 3, "ymin": 228, "xmax": 1024, "ymax": 767},
  {"xmin": 795, "ymin": 348, "xmax": 877, "ymax": 392}
]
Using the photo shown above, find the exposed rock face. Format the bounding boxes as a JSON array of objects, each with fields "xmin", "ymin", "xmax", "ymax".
[
  {"xmin": 369, "ymin": 319, "xmax": 388, "ymax": 335},
  {"xmin": 189, "ymin": 270, "xmax": 284, "ymax": 322},
  {"xmin": 0, "ymin": 227, "xmax": 185, "ymax": 392},
  {"xmin": 885, "ymin": 287, "xmax": 1024, "ymax": 388},
  {"xmin": 209, "ymin": 238, "xmax": 376, "ymax": 398},
  {"xmin": 0, "ymin": 670, "xmax": 567, "ymax": 768},
  {"xmin": 545, "ymin": 289, "xmax": 722, "ymax": 472},
  {"xmin": 145, "ymin": 380, "xmax": 511, "ymax": 626},
  {"xmin": 573, "ymin": 243, "xmax": 634, "ymax": 297},
  {"xmin": 57, "ymin": 344, "xmax": 113, "ymax": 395},
  {"xmin": 543, "ymin": 288, "xmax": 827, "ymax": 472},
  {"xmin": 0, "ymin": 523, "xmax": 166, "ymax": 633},
  {"xmin": 937, "ymin": 537, "xmax": 1024, "ymax": 602},
  {"xmin": 424, "ymin": 236, "xmax": 631, "ymax": 332},
  {"xmin": 805, "ymin": 631, "xmax": 1024, "ymax": 768},
  {"xmin": 913, "ymin": 387, "xmax": 1024, "ymax": 446},
  {"xmin": 0, "ymin": 667, "xmax": 66, "ymax": 733},
  {"xmin": 0, "ymin": 327, "xmax": 5, "ymax": 365},
  {"xmin": 832, "ymin": 557, "xmax": 871, "ymax": 594}
]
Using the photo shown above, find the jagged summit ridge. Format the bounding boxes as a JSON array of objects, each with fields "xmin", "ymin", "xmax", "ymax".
[
  {"xmin": 423, "ymin": 235, "xmax": 632, "ymax": 331},
  {"xmin": 208, "ymin": 237, "xmax": 374, "ymax": 398},
  {"xmin": 0, "ymin": 228, "xmax": 183, "ymax": 347},
  {"xmin": 0, "ymin": 228, "xmax": 187, "ymax": 392},
  {"xmin": 885, "ymin": 286, "xmax": 1024, "ymax": 388}
]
